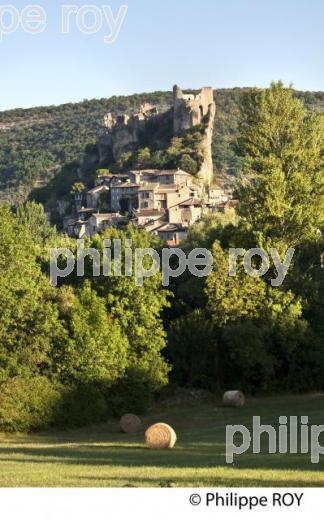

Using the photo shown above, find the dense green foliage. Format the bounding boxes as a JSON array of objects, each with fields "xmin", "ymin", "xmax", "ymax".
[
  {"xmin": 113, "ymin": 127, "xmax": 205, "ymax": 175},
  {"xmin": 236, "ymin": 82, "xmax": 324, "ymax": 246},
  {"xmin": 0, "ymin": 204, "xmax": 169, "ymax": 431},
  {"xmin": 1, "ymin": 88, "xmax": 323, "ymax": 203},
  {"xmin": 167, "ymin": 83, "xmax": 324, "ymax": 393},
  {"xmin": 0, "ymin": 376, "xmax": 62, "ymax": 432}
]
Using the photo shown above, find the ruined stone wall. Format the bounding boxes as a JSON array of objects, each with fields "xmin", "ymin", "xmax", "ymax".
[
  {"xmin": 173, "ymin": 85, "xmax": 216, "ymax": 184},
  {"xmin": 98, "ymin": 85, "xmax": 216, "ymax": 185},
  {"xmin": 173, "ymin": 85, "xmax": 214, "ymax": 134},
  {"xmin": 98, "ymin": 107, "xmax": 149, "ymax": 163}
]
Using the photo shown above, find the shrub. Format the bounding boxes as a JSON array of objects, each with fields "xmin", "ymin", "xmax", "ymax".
[
  {"xmin": 0, "ymin": 377, "xmax": 61, "ymax": 432},
  {"xmin": 106, "ymin": 370, "xmax": 154, "ymax": 415},
  {"xmin": 58, "ymin": 383, "xmax": 110, "ymax": 428}
]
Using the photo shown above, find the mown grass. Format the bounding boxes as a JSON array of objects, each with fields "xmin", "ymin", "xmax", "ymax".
[{"xmin": 0, "ymin": 394, "xmax": 324, "ymax": 487}]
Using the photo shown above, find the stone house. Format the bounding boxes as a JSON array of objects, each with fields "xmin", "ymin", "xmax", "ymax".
[
  {"xmin": 86, "ymin": 213, "xmax": 128, "ymax": 236},
  {"xmin": 110, "ymin": 182, "xmax": 140, "ymax": 212},
  {"xmin": 70, "ymin": 212, "xmax": 127, "ymax": 238},
  {"xmin": 154, "ymin": 223, "xmax": 187, "ymax": 246},
  {"xmin": 78, "ymin": 207, "xmax": 98, "ymax": 220},
  {"xmin": 86, "ymin": 184, "xmax": 110, "ymax": 209},
  {"xmin": 70, "ymin": 220, "xmax": 87, "ymax": 239},
  {"xmin": 94, "ymin": 173, "xmax": 129, "ymax": 186},
  {"xmin": 129, "ymin": 169, "xmax": 193, "ymax": 186},
  {"xmin": 213, "ymin": 199, "xmax": 239, "ymax": 213},
  {"xmin": 133, "ymin": 209, "xmax": 166, "ymax": 227},
  {"xmin": 207, "ymin": 185, "xmax": 228, "ymax": 204},
  {"xmin": 167, "ymin": 197, "xmax": 203, "ymax": 227},
  {"xmin": 138, "ymin": 182, "xmax": 194, "ymax": 212}
]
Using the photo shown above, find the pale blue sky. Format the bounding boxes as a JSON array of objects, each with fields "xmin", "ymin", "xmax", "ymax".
[{"xmin": 1, "ymin": 0, "xmax": 323, "ymax": 110}]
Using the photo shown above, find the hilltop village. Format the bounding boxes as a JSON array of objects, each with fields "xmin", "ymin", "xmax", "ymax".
[{"xmin": 63, "ymin": 85, "xmax": 236, "ymax": 245}]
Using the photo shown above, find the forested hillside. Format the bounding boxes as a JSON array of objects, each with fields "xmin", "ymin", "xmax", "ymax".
[{"xmin": 0, "ymin": 88, "xmax": 323, "ymax": 203}]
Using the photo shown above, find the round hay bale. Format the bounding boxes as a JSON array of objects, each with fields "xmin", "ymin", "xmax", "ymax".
[
  {"xmin": 120, "ymin": 414, "xmax": 142, "ymax": 433},
  {"xmin": 223, "ymin": 390, "xmax": 245, "ymax": 407},
  {"xmin": 145, "ymin": 423, "xmax": 177, "ymax": 449}
]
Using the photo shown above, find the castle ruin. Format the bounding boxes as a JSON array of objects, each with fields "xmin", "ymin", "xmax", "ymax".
[
  {"xmin": 98, "ymin": 85, "xmax": 216, "ymax": 185},
  {"xmin": 173, "ymin": 85, "xmax": 216, "ymax": 184}
]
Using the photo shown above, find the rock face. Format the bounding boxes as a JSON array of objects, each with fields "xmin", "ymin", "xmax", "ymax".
[
  {"xmin": 98, "ymin": 85, "xmax": 216, "ymax": 185},
  {"xmin": 98, "ymin": 103, "xmax": 160, "ymax": 164}
]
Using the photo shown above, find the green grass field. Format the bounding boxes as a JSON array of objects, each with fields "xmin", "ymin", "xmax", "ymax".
[{"xmin": 0, "ymin": 394, "xmax": 324, "ymax": 487}]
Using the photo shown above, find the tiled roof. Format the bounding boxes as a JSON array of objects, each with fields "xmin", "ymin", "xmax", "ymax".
[
  {"xmin": 178, "ymin": 197, "xmax": 202, "ymax": 207},
  {"xmin": 87, "ymin": 185, "xmax": 109, "ymax": 194},
  {"xmin": 91, "ymin": 212, "xmax": 122, "ymax": 221},
  {"xmin": 138, "ymin": 183, "xmax": 159, "ymax": 191},
  {"xmin": 155, "ymin": 184, "xmax": 180, "ymax": 192},
  {"xmin": 155, "ymin": 169, "xmax": 191, "ymax": 177},
  {"xmin": 111, "ymin": 183, "xmax": 140, "ymax": 188},
  {"xmin": 78, "ymin": 207, "xmax": 96, "ymax": 213},
  {"xmin": 135, "ymin": 209, "xmax": 165, "ymax": 217},
  {"xmin": 157, "ymin": 223, "xmax": 186, "ymax": 232},
  {"xmin": 130, "ymin": 168, "xmax": 192, "ymax": 177}
]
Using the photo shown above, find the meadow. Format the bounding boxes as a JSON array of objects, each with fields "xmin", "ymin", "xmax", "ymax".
[{"xmin": 0, "ymin": 394, "xmax": 324, "ymax": 487}]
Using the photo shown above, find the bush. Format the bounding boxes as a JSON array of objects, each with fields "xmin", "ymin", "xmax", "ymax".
[
  {"xmin": 167, "ymin": 310, "xmax": 217, "ymax": 389},
  {"xmin": 0, "ymin": 377, "xmax": 61, "ymax": 432},
  {"xmin": 106, "ymin": 370, "xmax": 154, "ymax": 415},
  {"xmin": 58, "ymin": 383, "xmax": 110, "ymax": 428}
]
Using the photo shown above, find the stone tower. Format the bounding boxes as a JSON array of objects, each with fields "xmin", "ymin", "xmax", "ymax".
[
  {"xmin": 173, "ymin": 85, "xmax": 214, "ymax": 133},
  {"xmin": 173, "ymin": 85, "xmax": 216, "ymax": 184}
]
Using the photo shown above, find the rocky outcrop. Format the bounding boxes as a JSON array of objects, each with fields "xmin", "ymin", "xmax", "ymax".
[
  {"xmin": 98, "ymin": 104, "xmax": 160, "ymax": 163},
  {"xmin": 173, "ymin": 85, "xmax": 216, "ymax": 185},
  {"xmin": 98, "ymin": 85, "xmax": 216, "ymax": 185}
]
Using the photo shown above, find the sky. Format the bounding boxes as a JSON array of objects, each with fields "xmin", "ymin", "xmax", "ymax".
[{"xmin": 0, "ymin": 0, "xmax": 323, "ymax": 110}]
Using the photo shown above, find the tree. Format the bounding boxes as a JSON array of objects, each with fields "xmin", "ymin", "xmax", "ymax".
[
  {"xmin": 84, "ymin": 226, "xmax": 171, "ymax": 391},
  {"xmin": 16, "ymin": 200, "xmax": 56, "ymax": 248},
  {"xmin": 179, "ymin": 154, "xmax": 198, "ymax": 174},
  {"xmin": 115, "ymin": 151, "xmax": 132, "ymax": 170},
  {"xmin": 204, "ymin": 241, "xmax": 307, "ymax": 391},
  {"xmin": 70, "ymin": 182, "xmax": 85, "ymax": 194},
  {"xmin": 0, "ymin": 206, "xmax": 64, "ymax": 384},
  {"xmin": 136, "ymin": 147, "xmax": 151, "ymax": 169},
  {"xmin": 166, "ymin": 137, "xmax": 183, "ymax": 163},
  {"xmin": 236, "ymin": 82, "xmax": 324, "ymax": 247},
  {"xmin": 53, "ymin": 282, "xmax": 127, "ymax": 385},
  {"xmin": 167, "ymin": 310, "xmax": 216, "ymax": 388}
]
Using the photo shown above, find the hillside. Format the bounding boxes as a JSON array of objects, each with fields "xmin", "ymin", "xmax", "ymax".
[{"xmin": 0, "ymin": 88, "xmax": 323, "ymax": 204}]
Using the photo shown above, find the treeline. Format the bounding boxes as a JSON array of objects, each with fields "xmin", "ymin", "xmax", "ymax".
[
  {"xmin": 0, "ymin": 203, "xmax": 170, "ymax": 432},
  {"xmin": 1, "ymin": 88, "xmax": 323, "ymax": 202}
]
